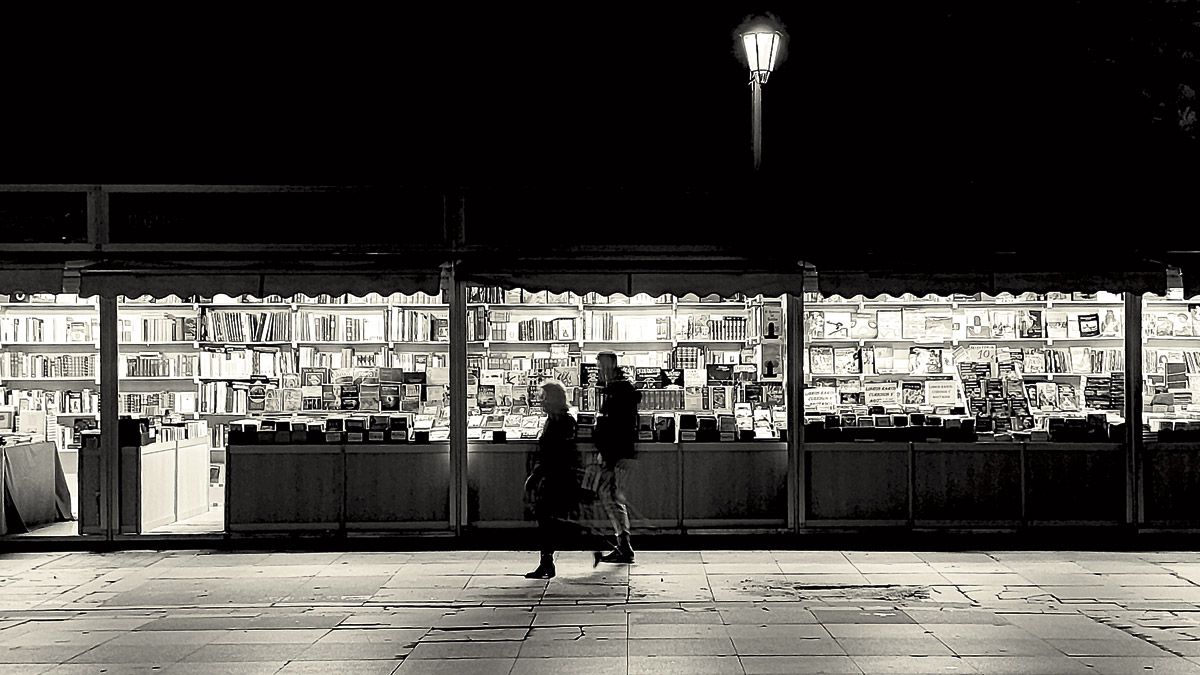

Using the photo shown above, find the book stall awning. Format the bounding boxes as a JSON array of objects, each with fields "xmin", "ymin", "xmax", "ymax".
[
  {"xmin": 459, "ymin": 263, "xmax": 809, "ymax": 297},
  {"xmin": 1164, "ymin": 253, "xmax": 1200, "ymax": 298},
  {"xmin": 77, "ymin": 262, "xmax": 443, "ymax": 298},
  {"xmin": 812, "ymin": 254, "xmax": 1168, "ymax": 298},
  {"xmin": 0, "ymin": 263, "xmax": 66, "ymax": 293}
]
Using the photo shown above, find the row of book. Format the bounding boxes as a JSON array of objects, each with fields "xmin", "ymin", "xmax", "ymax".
[
  {"xmin": 201, "ymin": 309, "xmax": 292, "ymax": 342},
  {"xmin": 0, "ymin": 316, "xmax": 97, "ymax": 343},
  {"xmin": 4, "ymin": 388, "xmax": 99, "ymax": 414},
  {"xmin": 583, "ymin": 312, "xmax": 672, "ymax": 341},
  {"xmin": 388, "ymin": 308, "xmax": 449, "ymax": 342},
  {"xmin": 1, "ymin": 353, "xmax": 97, "ymax": 378},
  {"xmin": 120, "ymin": 391, "xmax": 198, "ymax": 415},
  {"xmin": 295, "ymin": 312, "xmax": 386, "ymax": 343},
  {"xmin": 675, "ymin": 315, "xmax": 749, "ymax": 341},
  {"xmin": 1144, "ymin": 309, "xmax": 1200, "ymax": 337},
  {"xmin": 201, "ymin": 347, "xmax": 293, "ymax": 378},
  {"xmin": 807, "ymin": 345, "xmax": 1124, "ymax": 376},
  {"xmin": 804, "ymin": 308, "xmax": 1124, "ymax": 341},
  {"xmin": 119, "ymin": 315, "xmax": 197, "ymax": 343},
  {"xmin": 123, "ymin": 353, "xmax": 198, "ymax": 378},
  {"xmin": 810, "ymin": 291, "xmax": 1124, "ymax": 304}
]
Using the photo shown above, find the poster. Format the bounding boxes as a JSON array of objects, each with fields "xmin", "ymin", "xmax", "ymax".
[
  {"xmin": 864, "ymin": 382, "xmax": 900, "ymax": 406},
  {"xmin": 805, "ymin": 386, "xmax": 838, "ymax": 413},
  {"xmin": 926, "ymin": 380, "xmax": 958, "ymax": 406}
]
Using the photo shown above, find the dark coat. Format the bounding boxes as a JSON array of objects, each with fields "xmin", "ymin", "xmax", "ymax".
[
  {"xmin": 594, "ymin": 374, "xmax": 642, "ymax": 465},
  {"xmin": 528, "ymin": 413, "xmax": 580, "ymax": 518}
]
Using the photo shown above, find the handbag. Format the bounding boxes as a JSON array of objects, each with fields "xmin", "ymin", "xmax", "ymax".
[{"xmin": 576, "ymin": 455, "xmax": 604, "ymax": 503}]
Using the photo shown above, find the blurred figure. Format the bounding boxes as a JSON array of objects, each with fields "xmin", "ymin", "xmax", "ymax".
[
  {"xmin": 593, "ymin": 351, "xmax": 642, "ymax": 564},
  {"xmin": 523, "ymin": 380, "xmax": 579, "ymax": 579}
]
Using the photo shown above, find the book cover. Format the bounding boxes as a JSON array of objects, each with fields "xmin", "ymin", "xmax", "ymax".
[
  {"xmin": 925, "ymin": 311, "xmax": 953, "ymax": 339},
  {"xmin": 991, "ymin": 311, "xmax": 1015, "ymax": 339},
  {"xmin": 761, "ymin": 305, "xmax": 783, "ymax": 340},
  {"xmin": 965, "ymin": 309, "xmax": 992, "ymax": 338},
  {"xmin": 281, "ymin": 373, "xmax": 301, "ymax": 389},
  {"xmin": 1057, "ymin": 383, "xmax": 1079, "ymax": 411},
  {"xmin": 834, "ymin": 347, "xmax": 862, "ymax": 375},
  {"xmin": 803, "ymin": 311, "xmax": 825, "ymax": 339},
  {"xmin": 823, "ymin": 311, "xmax": 851, "ymax": 339},
  {"xmin": 860, "ymin": 346, "xmax": 875, "ymax": 375},
  {"xmin": 633, "ymin": 367, "xmax": 661, "ymax": 389},
  {"xmin": 1045, "ymin": 311, "xmax": 1069, "ymax": 339},
  {"xmin": 1099, "ymin": 309, "xmax": 1123, "ymax": 337},
  {"xmin": 876, "ymin": 310, "xmax": 903, "ymax": 340},
  {"xmin": 264, "ymin": 388, "xmax": 282, "ymax": 412},
  {"xmin": 758, "ymin": 343, "xmax": 782, "ymax": 380},
  {"xmin": 849, "ymin": 312, "xmax": 878, "ymax": 339},
  {"xmin": 359, "ymin": 384, "xmax": 380, "ymax": 410},
  {"xmin": 902, "ymin": 309, "xmax": 927, "ymax": 339},
  {"xmin": 902, "ymin": 381, "xmax": 926, "ymax": 405},
  {"xmin": 477, "ymin": 384, "xmax": 496, "ymax": 411},
  {"xmin": 809, "ymin": 346, "xmax": 835, "ymax": 374},
  {"xmin": 281, "ymin": 388, "xmax": 302, "ymax": 412},
  {"xmin": 706, "ymin": 363, "xmax": 734, "ymax": 384},
  {"xmin": 1016, "ymin": 310, "xmax": 1043, "ymax": 339},
  {"xmin": 1036, "ymin": 382, "xmax": 1058, "ymax": 410},
  {"xmin": 1077, "ymin": 313, "xmax": 1101, "ymax": 338},
  {"xmin": 248, "ymin": 382, "xmax": 267, "ymax": 412},
  {"xmin": 874, "ymin": 345, "xmax": 894, "ymax": 373},
  {"xmin": 910, "ymin": 348, "xmax": 943, "ymax": 374},
  {"xmin": 380, "ymin": 384, "xmax": 400, "ymax": 411}
]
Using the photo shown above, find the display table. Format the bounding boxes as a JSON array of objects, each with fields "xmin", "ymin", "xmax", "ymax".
[
  {"xmin": 805, "ymin": 441, "xmax": 1126, "ymax": 528},
  {"xmin": 1, "ymin": 441, "xmax": 74, "ymax": 536},
  {"xmin": 1143, "ymin": 442, "xmax": 1200, "ymax": 526},
  {"xmin": 119, "ymin": 437, "xmax": 211, "ymax": 534}
]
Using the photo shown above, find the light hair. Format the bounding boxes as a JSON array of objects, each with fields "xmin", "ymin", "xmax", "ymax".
[{"xmin": 540, "ymin": 379, "xmax": 569, "ymax": 413}]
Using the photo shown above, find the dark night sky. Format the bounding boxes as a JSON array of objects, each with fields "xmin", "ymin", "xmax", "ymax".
[{"xmin": 2, "ymin": 4, "xmax": 1196, "ymax": 226}]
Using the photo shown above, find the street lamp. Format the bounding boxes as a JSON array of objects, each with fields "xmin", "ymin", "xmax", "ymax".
[{"xmin": 740, "ymin": 24, "xmax": 784, "ymax": 170}]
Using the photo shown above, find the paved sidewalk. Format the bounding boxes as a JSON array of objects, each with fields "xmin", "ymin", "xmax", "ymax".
[{"xmin": 5, "ymin": 550, "xmax": 1200, "ymax": 673}]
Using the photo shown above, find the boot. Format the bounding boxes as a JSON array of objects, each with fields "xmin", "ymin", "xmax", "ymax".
[
  {"xmin": 599, "ymin": 534, "xmax": 634, "ymax": 564},
  {"xmin": 525, "ymin": 552, "xmax": 555, "ymax": 579}
]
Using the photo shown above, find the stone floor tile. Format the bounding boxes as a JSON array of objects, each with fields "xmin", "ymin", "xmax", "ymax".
[
  {"xmin": 518, "ymin": 637, "xmax": 628, "ymax": 658},
  {"xmin": 317, "ymin": 628, "xmax": 427, "ymax": 644},
  {"xmin": 629, "ymin": 622, "xmax": 729, "ymax": 638},
  {"xmin": 510, "ymin": 656, "xmax": 626, "ymax": 674},
  {"xmin": 851, "ymin": 655, "xmax": 977, "ymax": 674},
  {"xmin": 961, "ymin": 655, "xmax": 1095, "ymax": 674},
  {"xmin": 276, "ymin": 661, "xmax": 401, "ymax": 674},
  {"xmin": 731, "ymin": 636, "xmax": 845, "ymax": 656},
  {"xmin": 395, "ymin": 657, "xmax": 515, "ymax": 674},
  {"xmin": 45, "ymin": 665, "xmax": 168, "ymax": 675},
  {"xmin": 902, "ymin": 610, "xmax": 1009, "ymax": 624},
  {"xmin": 164, "ymin": 662, "xmax": 288, "ymax": 674},
  {"xmin": 422, "ymin": 628, "xmax": 528, "ymax": 641},
  {"xmin": 629, "ymin": 637, "xmax": 735, "ymax": 656},
  {"xmin": 0, "ymin": 666, "xmax": 55, "ymax": 675},
  {"xmin": 1000, "ymin": 613, "xmax": 1125, "ymax": 639},
  {"xmin": 719, "ymin": 607, "xmax": 817, "ymax": 624},
  {"xmin": 921, "ymin": 624, "xmax": 1041, "ymax": 640},
  {"xmin": 630, "ymin": 610, "xmax": 723, "ymax": 625},
  {"xmin": 0, "ymin": 645, "xmax": 96, "ymax": 664},
  {"xmin": 862, "ymin": 573, "xmax": 951, "ymax": 585},
  {"xmin": 740, "ymin": 655, "xmax": 862, "ymax": 674},
  {"xmin": 407, "ymin": 640, "xmax": 522, "ymax": 659},
  {"xmin": 531, "ymin": 610, "xmax": 628, "ymax": 626},
  {"xmin": 812, "ymin": 609, "xmax": 915, "ymax": 624},
  {"xmin": 1077, "ymin": 656, "xmax": 1200, "ymax": 674},
  {"xmin": 1046, "ymin": 637, "xmax": 1170, "ymax": 657},
  {"xmin": 825, "ymin": 624, "xmax": 931, "ymax": 639},
  {"xmin": 938, "ymin": 637, "xmax": 1062, "ymax": 657},
  {"xmin": 701, "ymin": 563, "xmax": 783, "ymax": 575},
  {"xmin": 724, "ymin": 624, "xmax": 829, "ymax": 639},
  {"xmin": 836, "ymin": 637, "xmax": 954, "ymax": 656},
  {"xmin": 776, "ymin": 563, "xmax": 863, "ymax": 575},
  {"xmin": 294, "ymin": 641, "xmax": 415, "ymax": 661},
  {"xmin": 628, "ymin": 655, "xmax": 745, "ymax": 674},
  {"xmin": 785, "ymin": 574, "xmax": 871, "ymax": 585},
  {"xmin": 211, "ymin": 628, "xmax": 330, "ymax": 644}
]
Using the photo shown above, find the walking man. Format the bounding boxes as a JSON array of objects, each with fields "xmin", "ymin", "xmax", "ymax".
[{"xmin": 593, "ymin": 351, "xmax": 641, "ymax": 564}]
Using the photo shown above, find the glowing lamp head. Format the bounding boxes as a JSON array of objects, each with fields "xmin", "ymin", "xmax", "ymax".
[{"xmin": 741, "ymin": 29, "xmax": 783, "ymax": 84}]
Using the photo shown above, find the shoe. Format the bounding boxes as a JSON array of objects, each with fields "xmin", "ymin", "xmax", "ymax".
[
  {"xmin": 525, "ymin": 553, "xmax": 555, "ymax": 579},
  {"xmin": 598, "ymin": 533, "xmax": 635, "ymax": 564},
  {"xmin": 593, "ymin": 551, "xmax": 604, "ymax": 568}
]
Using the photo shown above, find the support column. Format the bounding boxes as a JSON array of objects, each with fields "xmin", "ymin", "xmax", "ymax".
[
  {"xmin": 1124, "ymin": 291, "xmax": 1143, "ymax": 528},
  {"xmin": 100, "ymin": 293, "xmax": 119, "ymax": 539},
  {"xmin": 786, "ymin": 292, "xmax": 803, "ymax": 532},
  {"xmin": 447, "ymin": 264, "xmax": 468, "ymax": 536}
]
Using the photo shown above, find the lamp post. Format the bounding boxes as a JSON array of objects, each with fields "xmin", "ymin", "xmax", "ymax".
[{"xmin": 740, "ymin": 26, "xmax": 784, "ymax": 170}]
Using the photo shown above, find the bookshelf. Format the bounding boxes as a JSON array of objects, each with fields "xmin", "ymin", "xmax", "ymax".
[
  {"xmin": 803, "ymin": 291, "xmax": 1127, "ymax": 439},
  {"xmin": 0, "ymin": 288, "xmax": 786, "ymax": 450},
  {"xmin": 1141, "ymin": 292, "xmax": 1200, "ymax": 436},
  {"xmin": 464, "ymin": 287, "xmax": 787, "ymax": 442}
]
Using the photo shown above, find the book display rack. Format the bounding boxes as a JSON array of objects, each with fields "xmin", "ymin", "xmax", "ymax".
[
  {"xmin": 1142, "ymin": 292, "xmax": 1200, "ymax": 440},
  {"xmin": 803, "ymin": 291, "xmax": 1127, "ymax": 442}
]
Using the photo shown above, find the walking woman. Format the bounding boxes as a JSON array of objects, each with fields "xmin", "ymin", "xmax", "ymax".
[{"xmin": 524, "ymin": 380, "xmax": 580, "ymax": 579}]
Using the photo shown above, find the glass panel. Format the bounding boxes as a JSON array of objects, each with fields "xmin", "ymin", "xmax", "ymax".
[
  {"xmin": 0, "ymin": 191, "xmax": 88, "ymax": 243},
  {"xmin": 803, "ymin": 290, "xmax": 1126, "ymax": 442},
  {"xmin": 0, "ymin": 291, "xmax": 99, "ymax": 538},
  {"xmin": 115, "ymin": 289, "xmax": 450, "ymax": 536},
  {"xmin": 465, "ymin": 287, "xmax": 788, "ymax": 530},
  {"xmin": 1142, "ymin": 287, "xmax": 1199, "ymax": 440}
]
